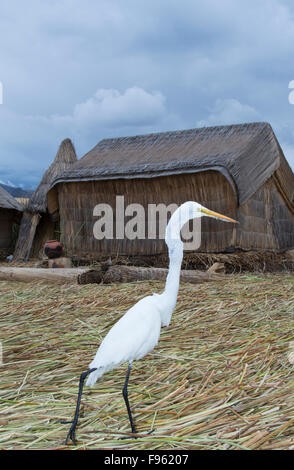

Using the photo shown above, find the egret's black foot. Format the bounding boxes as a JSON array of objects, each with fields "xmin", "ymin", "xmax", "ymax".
[
  {"xmin": 119, "ymin": 428, "xmax": 155, "ymax": 440},
  {"xmin": 119, "ymin": 424, "xmax": 137, "ymax": 440},
  {"xmin": 119, "ymin": 433, "xmax": 138, "ymax": 440},
  {"xmin": 62, "ymin": 368, "xmax": 97, "ymax": 446},
  {"xmin": 59, "ymin": 419, "xmax": 73, "ymax": 424},
  {"xmin": 65, "ymin": 423, "xmax": 78, "ymax": 445},
  {"xmin": 147, "ymin": 428, "xmax": 155, "ymax": 435}
]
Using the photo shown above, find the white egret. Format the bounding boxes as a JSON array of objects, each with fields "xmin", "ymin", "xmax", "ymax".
[{"xmin": 64, "ymin": 201, "xmax": 237, "ymax": 444}]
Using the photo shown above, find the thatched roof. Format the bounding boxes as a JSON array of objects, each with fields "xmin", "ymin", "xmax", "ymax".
[
  {"xmin": 51, "ymin": 122, "xmax": 294, "ymax": 207},
  {"xmin": 15, "ymin": 197, "xmax": 30, "ymax": 210},
  {"xmin": 0, "ymin": 185, "xmax": 23, "ymax": 212},
  {"xmin": 28, "ymin": 138, "xmax": 77, "ymax": 213}
]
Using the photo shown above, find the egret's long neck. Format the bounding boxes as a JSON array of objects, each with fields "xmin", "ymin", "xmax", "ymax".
[
  {"xmin": 164, "ymin": 240, "xmax": 183, "ymax": 306},
  {"xmin": 160, "ymin": 202, "xmax": 199, "ymax": 326}
]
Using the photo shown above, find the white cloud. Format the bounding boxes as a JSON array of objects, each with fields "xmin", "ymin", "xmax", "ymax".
[
  {"xmin": 197, "ymin": 98, "xmax": 260, "ymax": 127},
  {"xmin": 0, "ymin": 86, "xmax": 182, "ymax": 187},
  {"xmin": 56, "ymin": 87, "xmax": 167, "ymax": 128},
  {"xmin": 28, "ymin": 85, "xmax": 180, "ymax": 149}
]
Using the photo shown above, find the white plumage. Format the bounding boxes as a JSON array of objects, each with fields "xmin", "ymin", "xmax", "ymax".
[
  {"xmin": 64, "ymin": 201, "xmax": 237, "ymax": 444},
  {"xmin": 86, "ymin": 295, "xmax": 162, "ymax": 386}
]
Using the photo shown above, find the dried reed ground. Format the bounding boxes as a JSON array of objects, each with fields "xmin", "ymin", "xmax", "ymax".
[{"xmin": 0, "ymin": 274, "xmax": 293, "ymax": 450}]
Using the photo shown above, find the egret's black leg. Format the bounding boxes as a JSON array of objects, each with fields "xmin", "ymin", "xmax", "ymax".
[
  {"xmin": 122, "ymin": 361, "xmax": 137, "ymax": 434},
  {"xmin": 63, "ymin": 367, "xmax": 97, "ymax": 445}
]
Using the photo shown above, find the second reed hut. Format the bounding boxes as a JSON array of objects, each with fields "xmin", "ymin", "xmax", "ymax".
[{"xmin": 14, "ymin": 139, "xmax": 77, "ymax": 260}]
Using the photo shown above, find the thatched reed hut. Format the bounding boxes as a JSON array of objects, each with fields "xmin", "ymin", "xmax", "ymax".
[
  {"xmin": 14, "ymin": 139, "xmax": 77, "ymax": 260},
  {"xmin": 48, "ymin": 122, "xmax": 294, "ymax": 258},
  {"xmin": 0, "ymin": 185, "xmax": 23, "ymax": 258}
]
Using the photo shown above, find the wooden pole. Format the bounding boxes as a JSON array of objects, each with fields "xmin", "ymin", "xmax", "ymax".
[
  {"xmin": 25, "ymin": 214, "xmax": 41, "ymax": 261},
  {"xmin": 0, "ymin": 267, "xmax": 88, "ymax": 284}
]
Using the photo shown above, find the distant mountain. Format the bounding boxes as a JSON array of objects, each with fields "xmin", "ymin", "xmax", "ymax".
[{"xmin": 0, "ymin": 183, "xmax": 33, "ymax": 198}]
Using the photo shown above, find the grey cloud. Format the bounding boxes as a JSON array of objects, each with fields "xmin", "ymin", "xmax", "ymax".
[{"xmin": 0, "ymin": 0, "xmax": 293, "ymax": 188}]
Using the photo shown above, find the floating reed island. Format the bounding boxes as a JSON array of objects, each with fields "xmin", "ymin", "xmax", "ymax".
[{"xmin": 0, "ymin": 274, "xmax": 293, "ymax": 450}]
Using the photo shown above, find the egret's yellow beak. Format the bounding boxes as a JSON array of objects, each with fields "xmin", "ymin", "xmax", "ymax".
[{"xmin": 200, "ymin": 207, "xmax": 239, "ymax": 224}]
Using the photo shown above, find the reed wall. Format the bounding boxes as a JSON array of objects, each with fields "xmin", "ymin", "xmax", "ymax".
[
  {"xmin": 58, "ymin": 171, "xmax": 237, "ymax": 256},
  {"xmin": 56, "ymin": 170, "xmax": 294, "ymax": 257}
]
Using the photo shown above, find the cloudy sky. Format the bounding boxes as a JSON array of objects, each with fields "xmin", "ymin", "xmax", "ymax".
[{"xmin": 0, "ymin": 0, "xmax": 294, "ymax": 188}]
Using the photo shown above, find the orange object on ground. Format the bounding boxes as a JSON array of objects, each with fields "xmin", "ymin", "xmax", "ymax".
[{"xmin": 44, "ymin": 240, "xmax": 64, "ymax": 259}]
